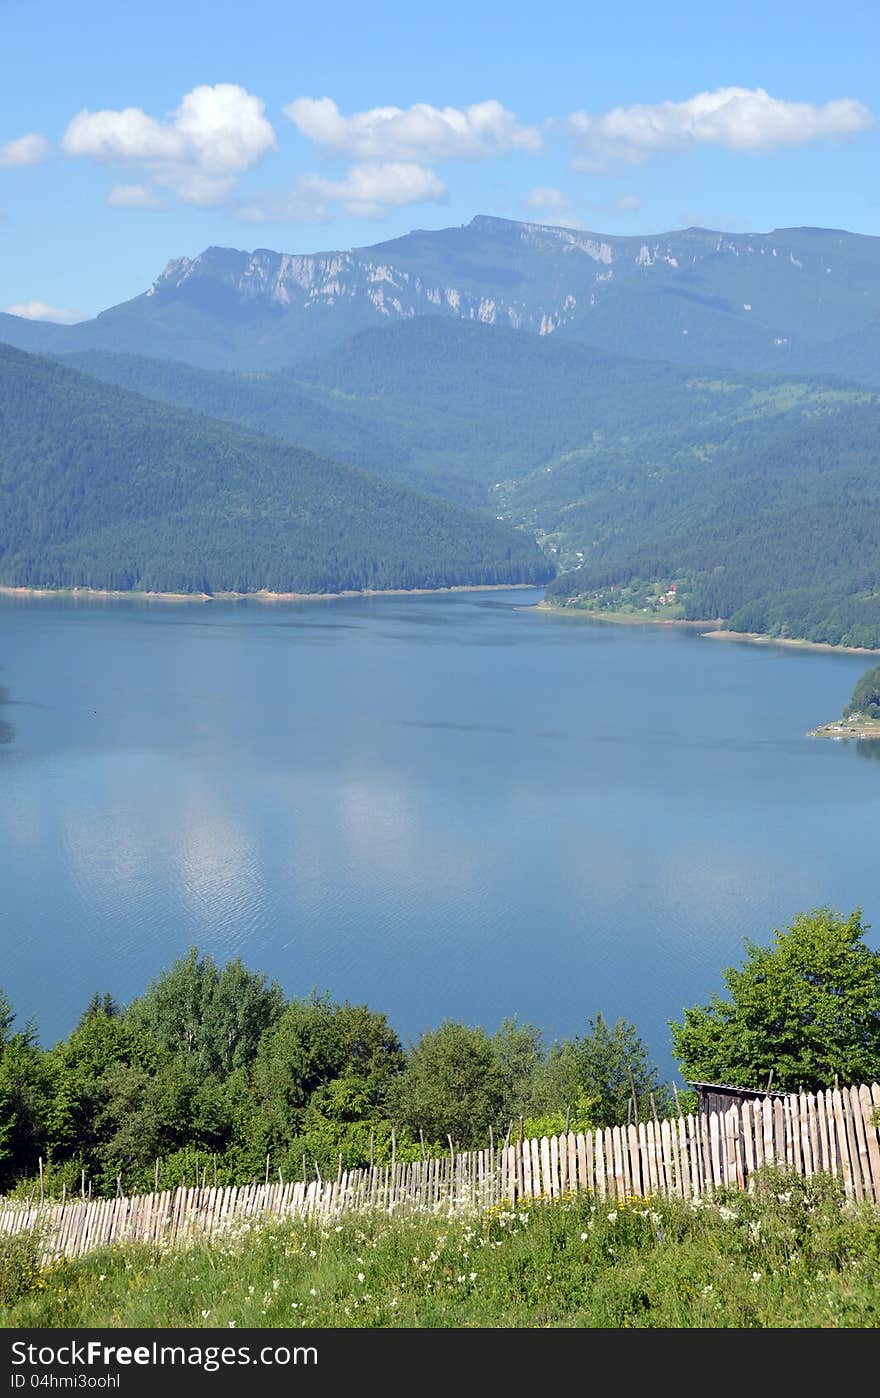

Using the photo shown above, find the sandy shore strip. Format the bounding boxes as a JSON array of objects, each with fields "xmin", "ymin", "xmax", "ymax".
[
  {"xmin": 536, "ymin": 607, "xmax": 880, "ymax": 657},
  {"xmin": 533, "ymin": 602, "xmax": 723, "ymax": 630},
  {"xmin": 702, "ymin": 629, "xmax": 879, "ymax": 658},
  {"xmin": 809, "ymin": 717, "xmax": 880, "ymax": 740},
  {"xmin": 0, "ymin": 581, "xmax": 540, "ymax": 606}
]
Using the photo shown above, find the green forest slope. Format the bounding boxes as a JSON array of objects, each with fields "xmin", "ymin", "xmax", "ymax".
[
  {"xmin": 60, "ymin": 320, "xmax": 880, "ymax": 645},
  {"xmin": 64, "ymin": 320, "xmax": 866, "ymax": 510},
  {"xmin": 0, "ymin": 344, "xmax": 551, "ymax": 595},
  {"xmin": 544, "ymin": 398, "xmax": 880, "ymax": 647}
]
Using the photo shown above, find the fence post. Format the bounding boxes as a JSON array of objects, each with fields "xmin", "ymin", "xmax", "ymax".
[{"xmin": 627, "ymin": 1065, "xmax": 639, "ymax": 1125}]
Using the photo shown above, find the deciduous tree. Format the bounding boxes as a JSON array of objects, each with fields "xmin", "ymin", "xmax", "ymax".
[{"xmin": 670, "ymin": 908, "xmax": 880, "ymax": 1090}]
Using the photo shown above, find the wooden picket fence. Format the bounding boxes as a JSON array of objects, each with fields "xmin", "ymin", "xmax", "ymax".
[{"xmin": 2, "ymin": 1083, "xmax": 878, "ymax": 1262}]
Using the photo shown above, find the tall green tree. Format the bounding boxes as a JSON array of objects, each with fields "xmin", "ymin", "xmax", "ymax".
[
  {"xmin": 670, "ymin": 908, "xmax": 880, "ymax": 1090},
  {"xmin": 389, "ymin": 1022, "xmax": 505, "ymax": 1148},
  {"xmin": 77, "ymin": 993, "xmax": 120, "ymax": 1026},
  {"xmin": 491, "ymin": 1018, "xmax": 545, "ymax": 1123},
  {"xmin": 531, "ymin": 1014, "xmax": 664, "ymax": 1126},
  {"xmin": 0, "ymin": 994, "xmax": 53, "ymax": 1190},
  {"xmin": 125, "ymin": 950, "xmax": 284, "ymax": 1078},
  {"xmin": 250, "ymin": 996, "xmax": 404, "ymax": 1154},
  {"xmin": 845, "ymin": 664, "xmax": 880, "ymax": 719}
]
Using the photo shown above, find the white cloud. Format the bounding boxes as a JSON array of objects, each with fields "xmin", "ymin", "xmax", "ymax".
[
  {"xmin": 239, "ymin": 161, "xmax": 447, "ymax": 223},
  {"xmin": 522, "ymin": 186, "xmax": 640, "ymax": 228},
  {"xmin": 285, "ymin": 96, "xmax": 541, "ymax": 161},
  {"xmin": 522, "ymin": 186, "xmax": 585, "ymax": 228},
  {"xmin": 568, "ymin": 86, "xmax": 874, "ymax": 166},
  {"xmin": 0, "ymin": 132, "xmax": 50, "ymax": 168},
  {"xmin": 5, "ymin": 300, "xmax": 84, "ymax": 324},
  {"xmin": 524, "ymin": 186, "xmax": 572, "ymax": 212},
  {"xmin": 62, "ymin": 84, "xmax": 276, "ymax": 206},
  {"xmin": 107, "ymin": 183, "xmax": 164, "ymax": 209}
]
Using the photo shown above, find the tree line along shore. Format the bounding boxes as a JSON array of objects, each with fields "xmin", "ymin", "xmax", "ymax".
[{"xmin": 2, "ymin": 908, "xmax": 878, "ymax": 1202}]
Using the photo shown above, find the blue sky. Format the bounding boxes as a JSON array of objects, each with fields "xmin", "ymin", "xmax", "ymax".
[{"xmin": 1, "ymin": 0, "xmax": 878, "ymax": 319}]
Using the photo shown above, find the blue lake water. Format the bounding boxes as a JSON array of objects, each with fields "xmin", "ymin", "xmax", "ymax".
[{"xmin": 1, "ymin": 588, "xmax": 877, "ymax": 1079}]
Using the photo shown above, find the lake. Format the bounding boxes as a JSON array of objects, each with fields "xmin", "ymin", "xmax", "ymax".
[{"xmin": 1, "ymin": 588, "xmax": 877, "ymax": 1080}]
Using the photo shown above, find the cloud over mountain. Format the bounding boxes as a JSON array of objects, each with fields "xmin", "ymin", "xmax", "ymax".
[
  {"xmin": 284, "ymin": 97, "xmax": 541, "ymax": 161},
  {"xmin": 62, "ymin": 85, "xmax": 277, "ymax": 206},
  {"xmin": 239, "ymin": 162, "xmax": 446, "ymax": 223},
  {"xmin": 107, "ymin": 184, "xmax": 164, "ymax": 209},
  {"xmin": 568, "ymin": 86, "xmax": 874, "ymax": 167},
  {"xmin": 5, "ymin": 300, "xmax": 83, "ymax": 324}
]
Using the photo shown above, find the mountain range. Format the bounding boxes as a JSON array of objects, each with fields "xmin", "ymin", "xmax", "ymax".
[
  {"xmin": 2, "ymin": 213, "xmax": 880, "ymax": 644},
  {"xmin": 4, "ymin": 215, "xmax": 880, "ymax": 380}
]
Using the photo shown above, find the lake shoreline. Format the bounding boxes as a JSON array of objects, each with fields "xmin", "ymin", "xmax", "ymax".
[
  {"xmin": 532, "ymin": 602, "xmax": 722, "ymax": 630},
  {"xmin": 809, "ymin": 717, "xmax": 880, "ymax": 740},
  {"xmin": 536, "ymin": 604, "xmax": 879, "ymax": 656},
  {"xmin": 702, "ymin": 629, "xmax": 879, "ymax": 657},
  {"xmin": 0, "ymin": 581, "xmax": 540, "ymax": 606}
]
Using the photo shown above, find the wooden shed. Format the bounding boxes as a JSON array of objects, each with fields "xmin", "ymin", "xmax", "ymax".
[{"xmin": 690, "ymin": 1080, "xmax": 787, "ymax": 1118}]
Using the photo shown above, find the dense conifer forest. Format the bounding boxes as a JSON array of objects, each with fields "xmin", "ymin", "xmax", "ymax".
[
  {"xmin": 0, "ymin": 344, "xmax": 551, "ymax": 595},
  {"xmin": 58, "ymin": 322, "xmax": 880, "ymax": 647}
]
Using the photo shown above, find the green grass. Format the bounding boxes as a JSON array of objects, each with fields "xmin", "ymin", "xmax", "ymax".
[{"xmin": 2, "ymin": 1171, "xmax": 879, "ymax": 1328}]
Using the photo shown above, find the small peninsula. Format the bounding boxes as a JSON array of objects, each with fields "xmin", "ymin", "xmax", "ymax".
[{"xmin": 810, "ymin": 663, "xmax": 880, "ymax": 739}]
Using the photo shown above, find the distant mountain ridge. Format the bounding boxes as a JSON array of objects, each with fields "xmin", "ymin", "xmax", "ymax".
[
  {"xmin": 5, "ymin": 211, "xmax": 880, "ymax": 644},
  {"xmin": 4, "ymin": 215, "xmax": 880, "ymax": 378}
]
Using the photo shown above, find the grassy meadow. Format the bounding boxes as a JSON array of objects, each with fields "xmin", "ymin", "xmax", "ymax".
[{"xmin": 2, "ymin": 1169, "xmax": 879, "ymax": 1329}]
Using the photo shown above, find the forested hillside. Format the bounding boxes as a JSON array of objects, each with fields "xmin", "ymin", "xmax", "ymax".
[
  {"xmin": 5, "ymin": 214, "xmax": 880, "ymax": 643},
  {"xmin": 61, "ymin": 318, "xmax": 873, "ymax": 508},
  {"xmin": 0, "ymin": 344, "xmax": 551, "ymax": 595},
  {"xmin": 59, "ymin": 320, "xmax": 880, "ymax": 646},
  {"xmin": 545, "ymin": 398, "xmax": 880, "ymax": 647},
  {"xmin": 63, "ymin": 322, "xmax": 761, "ymax": 507}
]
